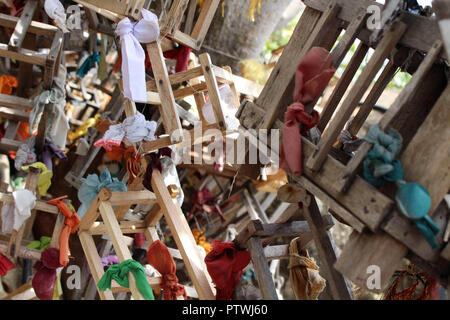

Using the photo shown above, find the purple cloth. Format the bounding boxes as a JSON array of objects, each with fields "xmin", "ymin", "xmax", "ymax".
[
  {"xmin": 101, "ymin": 255, "xmax": 120, "ymax": 267},
  {"xmin": 42, "ymin": 139, "xmax": 67, "ymax": 171}
]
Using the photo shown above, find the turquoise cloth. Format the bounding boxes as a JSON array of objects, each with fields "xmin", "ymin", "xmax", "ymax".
[
  {"xmin": 77, "ymin": 169, "xmax": 127, "ymax": 218},
  {"xmin": 363, "ymin": 125, "xmax": 440, "ymax": 249},
  {"xmin": 97, "ymin": 259, "xmax": 154, "ymax": 300},
  {"xmin": 77, "ymin": 52, "xmax": 100, "ymax": 78},
  {"xmin": 363, "ymin": 125, "xmax": 403, "ymax": 186}
]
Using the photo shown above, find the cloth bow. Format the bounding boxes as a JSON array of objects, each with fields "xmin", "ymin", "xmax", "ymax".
[
  {"xmin": 116, "ymin": 9, "xmax": 159, "ymax": 102},
  {"xmin": 21, "ymin": 162, "xmax": 53, "ymax": 196},
  {"xmin": 44, "ymin": 0, "xmax": 68, "ymax": 32},
  {"xmin": 280, "ymin": 47, "xmax": 335, "ymax": 175},
  {"xmin": 97, "ymin": 259, "xmax": 155, "ymax": 300},
  {"xmin": 32, "ymin": 248, "xmax": 62, "ymax": 300},
  {"xmin": 0, "ymin": 253, "xmax": 14, "ymax": 276},
  {"xmin": 94, "ymin": 112, "xmax": 157, "ymax": 151},
  {"xmin": 204, "ymin": 240, "xmax": 251, "ymax": 300},
  {"xmin": 77, "ymin": 169, "xmax": 127, "ymax": 218},
  {"xmin": 147, "ymin": 240, "xmax": 187, "ymax": 300},
  {"xmin": 1, "ymin": 189, "xmax": 36, "ymax": 233}
]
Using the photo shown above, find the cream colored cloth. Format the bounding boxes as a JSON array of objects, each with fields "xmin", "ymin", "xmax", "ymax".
[
  {"xmin": 288, "ymin": 237, "xmax": 326, "ymax": 300},
  {"xmin": 1, "ymin": 189, "xmax": 36, "ymax": 233}
]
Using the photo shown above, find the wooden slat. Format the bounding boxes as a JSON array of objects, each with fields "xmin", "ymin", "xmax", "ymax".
[
  {"xmin": 146, "ymin": 42, "xmax": 183, "ymax": 144},
  {"xmin": 78, "ymin": 188, "xmax": 112, "ymax": 231},
  {"xmin": 89, "ymin": 220, "xmax": 147, "ymax": 235},
  {"xmin": 190, "ymin": 0, "xmax": 220, "ymax": 49},
  {"xmin": 8, "ymin": 0, "xmax": 38, "ymax": 50},
  {"xmin": 0, "ymin": 93, "xmax": 32, "ymax": 110},
  {"xmin": 99, "ymin": 201, "xmax": 144, "ymax": 300},
  {"xmin": 0, "ymin": 193, "xmax": 59, "ymax": 214},
  {"xmin": 335, "ymin": 40, "xmax": 443, "ymax": 193},
  {"xmin": 108, "ymin": 190, "xmax": 157, "ymax": 206},
  {"xmin": 247, "ymin": 237, "xmax": 279, "ymax": 300},
  {"xmin": 144, "ymin": 204, "xmax": 163, "ymax": 227},
  {"xmin": 303, "ymin": 196, "xmax": 353, "ymax": 300},
  {"xmin": 0, "ymin": 43, "xmax": 47, "ymax": 65},
  {"xmin": 160, "ymin": 0, "xmax": 190, "ymax": 37},
  {"xmin": 0, "ymin": 107, "xmax": 29, "ymax": 122},
  {"xmin": 78, "ymin": 231, "xmax": 115, "ymax": 300},
  {"xmin": 306, "ymin": 20, "xmax": 407, "ymax": 173},
  {"xmin": 318, "ymin": 42, "xmax": 369, "ymax": 131},
  {"xmin": 0, "ymin": 13, "xmax": 57, "ymax": 36},
  {"xmin": 151, "ymin": 169, "xmax": 215, "ymax": 299}
]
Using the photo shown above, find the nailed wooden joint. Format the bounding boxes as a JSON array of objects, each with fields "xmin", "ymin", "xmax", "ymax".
[{"xmin": 167, "ymin": 185, "xmax": 179, "ymax": 198}]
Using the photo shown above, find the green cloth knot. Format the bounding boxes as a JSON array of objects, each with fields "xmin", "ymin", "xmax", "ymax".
[
  {"xmin": 97, "ymin": 259, "xmax": 154, "ymax": 300},
  {"xmin": 26, "ymin": 236, "xmax": 52, "ymax": 251}
]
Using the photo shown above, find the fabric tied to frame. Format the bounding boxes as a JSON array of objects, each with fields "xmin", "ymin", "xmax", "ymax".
[
  {"xmin": 77, "ymin": 52, "xmax": 100, "ymax": 78},
  {"xmin": 0, "ymin": 253, "xmax": 14, "ymax": 276},
  {"xmin": 0, "ymin": 75, "xmax": 18, "ymax": 94},
  {"xmin": 94, "ymin": 112, "xmax": 157, "ymax": 151},
  {"xmin": 288, "ymin": 237, "xmax": 326, "ymax": 300},
  {"xmin": 29, "ymin": 89, "xmax": 57, "ymax": 135},
  {"xmin": 142, "ymin": 147, "xmax": 173, "ymax": 192},
  {"xmin": 42, "ymin": 139, "xmax": 67, "ymax": 172},
  {"xmin": 204, "ymin": 240, "xmax": 251, "ymax": 300},
  {"xmin": 363, "ymin": 124, "xmax": 404, "ymax": 186},
  {"xmin": 21, "ymin": 162, "xmax": 53, "ymax": 197},
  {"xmin": 44, "ymin": 0, "xmax": 69, "ymax": 32},
  {"xmin": 280, "ymin": 47, "xmax": 335, "ymax": 175},
  {"xmin": 1, "ymin": 189, "xmax": 36, "ymax": 233},
  {"xmin": 77, "ymin": 169, "xmax": 127, "ymax": 218},
  {"xmin": 48, "ymin": 65, "xmax": 69, "ymax": 149},
  {"xmin": 27, "ymin": 236, "xmax": 52, "ymax": 251},
  {"xmin": 116, "ymin": 9, "xmax": 160, "ymax": 102},
  {"xmin": 337, "ymin": 117, "xmax": 363, "ymax": 154},
  {"xmin": 97, "ymin": 259, "xmax": 155, "ymax": 300},
  {"xmin": 147, "ymin": 240, "xmax": 187, "ymax": 300},
  {"xmin": 14, "ymin": 137, "xmax": 37, "ymax": 171},
  {"xmin": 101, "ymin": 255, "xmax": 120, "ymax": 268},
  {"xmin": 32, "ymin": 248, "xmax": 62, "ymax": 300}
]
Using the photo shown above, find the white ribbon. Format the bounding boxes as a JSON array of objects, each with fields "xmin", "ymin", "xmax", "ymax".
[
  {"xmin": 1, "ymin": 190, "xmax": 36, "ymax": 233},
  {"xmin": 116, "ymin": 9, "xmax": 160, "ymax": 102},
  {"xmin": 44, "ymin": 0, "xmax": 69, "ymax": 33}
]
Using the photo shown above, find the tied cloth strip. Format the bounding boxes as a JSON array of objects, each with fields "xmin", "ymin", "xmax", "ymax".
[
  {"xmin": 42, "ymin": 139, "xmax": 67, "ymax": 172},
  {"xmin": 21, "ymin": 162, "xmax": 53, "ymax": 196},
  {"xmin": 288, "ymin": 237, "xmax": 326, "ymax": 300},
  {"xmin": 363, "ymin": 125, "xmax": 440, "ymax": 249},
  {"xmin": 0, "ymin": 253, "xmax": 14, "ymax": 276},
  {"xmin": 47, "ymin": 196, "xmax": 80, "ymax": 267},
  {"xmin": 142, "ymin": 147, "xmax": 172, "ymax": 192},
  {"xmin": 26, "ymin": 236, "xmax": 52, "ymax": 251},
  {"xmin": 192, "ymin": 229, "xmax": 212, "ymax": 254},
  {"xmin": 97, "ymin": 259, "xmax": 155, "ymax": 300},
  {"xmin": 101, "ymin": 144, "xmax": 142, "ymax": 185},
  {"xmin": 44, "ymin": 0, "xmax": 69, "ymax": 32},
  {"xmin": 77, "ymin": 52, "xmax": 100, "ymax": 78},
  {"xmin": 32, "ymin": 248, "xmax": 62, "ymax": 300},
  {"xmin": 1, "ymin": 189, "xmax": 36, "ymax": 233},
  {"xmin": 14, "ymin": 136, "xmax": 37, "ymax": 171},
  {"xmin": 280, "ymin": 47, "xmax": 336, "ymax": 175},
  {"xmin": 77, "ymin": 169, "xmax": 127, "ymax": 218},
  {"xmin": 147, "ymin": 240, "xmax": 187, "ymax": 300},
  {"xmin": 94, "ymin": 112, "xmax": 157, "ymax": 151},
  {"xmin": 187, "ymin": 187, "xmax": 226, "ymax": 222},
  {"xmin": 204, "ymin": 240, "xmax": 251, "ymax": 300},
  {"xmin": 115, "ymin": 9, "xmax": 159, "ymax": 102},
  {"xmin": 0, "ymin": 75, "xmax": 18, "ymax": 94}
]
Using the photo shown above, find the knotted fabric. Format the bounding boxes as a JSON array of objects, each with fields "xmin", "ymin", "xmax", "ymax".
[
  {"xmin": 1, "ymin": 189, "xmax": 36, "ymax": 233},
  {"xmin": 147, "ymin": 240, "xmax": 187, "ymax": 300},
  {"xmin": 26, "ymin": 236, "xmax": 52, "ymax": 251},
  {"xmin": 204, "ymin": 240, "xmax": 251, "ymax": 300},
  {"xmin": 142, "ymin": 147, "xmax": 172, "ymax": 192},
  {"xmin": 44, "ymin": 0, "xmax": 68, "ymax": 32},
  {"xmin": 22, "ymin": 162, "xmax": 53, "ymax": 196},
  {"xmin": 338, "ymin": 117, "xmax": 363, "ymax": 153},
  {"xmin": 77, "ymin": 169, "xmax": 127, "ymax": 218},
  {"xmin": 188, "ymin": 187, "xmax": 225, "ymax": 222},
  {"xmin": 77, "ymin": 52, "xmax": 100, "ymax": 78},
  {"xmin": 42, "ymin": 139, "xmax": 67, "ymax": 171},
  {"xmin": 363, "ymin": 124, "xmax": 404, "ymax": 186},
  {"xmin": 97, "ymin": 259, "xmax": 155, "ymax": 300},
  {"xmin": 47, "ymin": 197, "xmax": 80, "ymax": 267},
  {"xmin": 0, "ymin": 253, "xmax": 14, "ymax": 276},
  {"xmin": 280, "ymin": 47, "xmax": 335, "ymax": 175},
  {"xmin": 94, "ymin": 112, "xmax": 157, "ymax": 151},
  {"xmin": 288, "ymin": 237, "xmax": 326, "ymax": 300},
  {"xmin": 32, "ymin": 248, "xmax": 62, "ymax": 300},
  {"xmin": 115, "ymin": 9, "xmax": 159, "ymax": 102},
  {"xmin": 0, "ymin": 75, "xmax": 18, "ymax": 94},
  {"xmin": 101, "ymin": 255, "xmax": 120, "ymax": 268},
  {"xmin": 14, "ymin": 136, "xmax": 37, "ymax": 171}
]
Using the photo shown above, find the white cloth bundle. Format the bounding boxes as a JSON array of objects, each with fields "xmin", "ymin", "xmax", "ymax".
[
  {"xmin": 94, "ymin": 112, "xmax": 157, "ymax": 151},
  {"xmin": 44, "ymin": 0, "xmax": 69, "ymax": 32},
  {"xmin": 116, "ymin": 9, "xmax": 160, "ymax": 102},
  {"xmin": 1, "ymin": 190, "xmax": 36, "ymax": 233},
  {"xmin": 202, "ymin": 84, "xmax": 240, "ymax": 131}
]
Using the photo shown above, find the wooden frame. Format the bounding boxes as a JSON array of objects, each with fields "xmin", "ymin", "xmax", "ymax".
[
  {"xmin": 235, "ymin": 0, "xmax": 450, "ymax": 293},
  {"xmin": 77, "ymin": 175, "xmax": 215, "ymax": 300}
]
